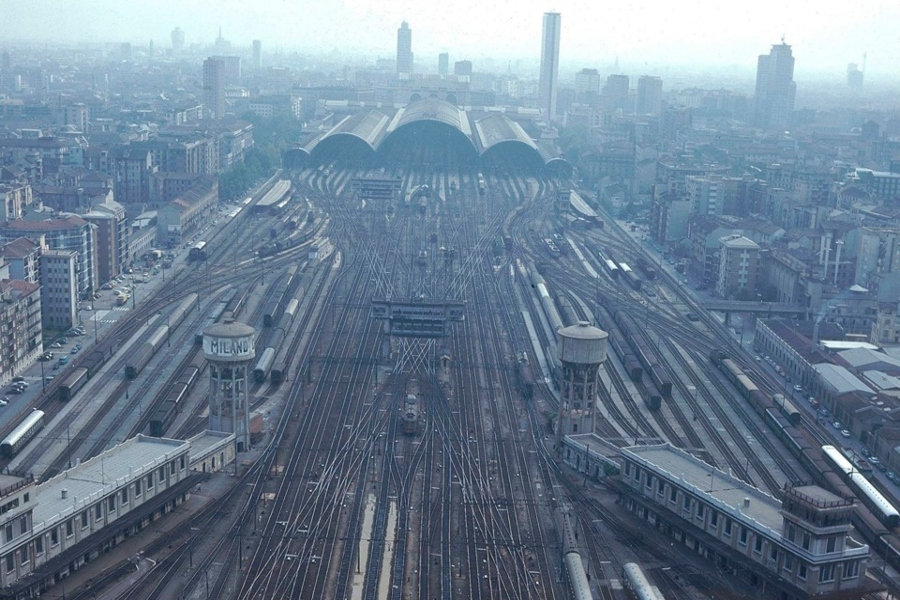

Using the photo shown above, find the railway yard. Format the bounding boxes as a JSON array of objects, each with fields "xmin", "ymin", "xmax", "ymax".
[{"xmin": 4, "ymin": 143, "xmax": 900, "ymax": 600}]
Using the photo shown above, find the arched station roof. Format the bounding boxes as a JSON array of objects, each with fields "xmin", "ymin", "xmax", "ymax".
[
  {"xmin": 304, "ymin": 99, "xmax": 571, "ymax": 170},
  {"xmin": 309, "ymin": 110, "xmax": 390, "ymax": 158},
  {"xmin": 381, "ymin": 97, "xmax": 478, "ymax": 155}
]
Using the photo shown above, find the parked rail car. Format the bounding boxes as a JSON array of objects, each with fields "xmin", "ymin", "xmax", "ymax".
[
  {"xmin": 823, "ymin": 444, "xmax": 900, "ymax": 527},
  {"xmin": 221, "ymin": 286, "xmax": 249, "ymax": 321},
  {"xmin": 635, "ymin": 257, "xmax": 658, "ymax": 281},
  {"xmin": 126, "ymin": 293, "xmax": 198, "ymax": 379},
  {"xmin": 713, "ymin": 352, "xmax": 801, "ymax": 426},
  {"xmin": 614, "ymin": 310, "xmax": 672, "ymax": 396},
  {"xmin": 517, "ymin": 351, "xmax": 536, "ymax": 400},
  {"xmin": 195, "ymin": 291, "xmax": 232, "ymax": 343},
  {"xmin": 1, "ymin": 410, "xmax": 46, "ymax": 458},
  {"xmin": 81, "ymin": 351, "xmax": 106, "ymax": 379},
  {"xmin": 623, "ymin": 563, "xmax": 664, "ymax": 600},
  {"xmin": 599, "ymin": 254, "xmax": 620, "ymax": 279},
  {"xmin": 401, "ymin": 394, "xmax": 419, "ymax": 435},
  {"xmin": 253, "ymin": 347, "xmax": 276, "ymax": 383},
  {"xmin": 149, "ymin": 382, "xmax": 190, "ymax": 437},
  {"xmin": 555, "ymin": 294, "xmax": 580, "ymax": 327},
  {"xmin": 528, "ymin": 264, "xmax": 565, "ymax": 332},
  {"xmin": 179, "ymin": 365, "xmax": 201, "ymax": 390},
  {"xmin": 58, "ymin": 367, "xmax": 89, "ymax": 401},
  {"xmin": 188, "ymin": 241, "xmax": 208, "ymax": 261},
  {"xmin": 262, "ymin": 272, "xmax": 289, "ymax": 327},
  {"xmin": 256, "ymin": 226, "xmax": 316, "ymax": 257},
  {"xmin": 619, "ymin": 262, "xmax": 643, "ymax": 291},
  {"xmin": 595, "ymin": 306, "xmax": 644, "ymax": 382}
]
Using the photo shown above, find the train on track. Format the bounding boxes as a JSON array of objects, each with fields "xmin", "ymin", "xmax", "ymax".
[
  {"xmin": 516, "ymin": 351, "xmax": 536, "ymax": 400},
  {"xmin": 619, "ymin": 262, "xmax": 642, "ymax": 292},
  {"xmin": 401, "ymin": 394, "xmax": 419, "ymax": 435},
  {"xmin": 188, "ymin": 240, "xmax": 208, "ymax": 261},
  {"xmin": 149, "ymin": 365, "xmax": 202, "ymax": 438},
  {"xmin": 709, "ymin": 349, "xmax": 900, "ymax": 568},
  {"xmin": 256, "ymin": 224, "xmax": 317, "ymax": 258},
  {"xmin": 822, "ymin": 444, "xmax": 900, "ymax": 527},
  {"xmin": 710, "ymin": 350, "xmax": 801, "ymax": 426},
  {"xmin": 560, "ymin": 510, "xmax": 592, "ymax": 600},
  {"xmin": 126, "ymin": 293, "xmax": 198, "ymax": 379},
  {"xmin": 260, "ymin": 294, "xmax": 301, "ymax": 384},
  {"xmin": 57, "ymin": 343, "xmax": 117, "ymax": 401},
  {"xmin": 613, "ymin": 310, "xmax": 672, "ymax": 397},
  {"xmin": 0, "ymin": 409, "xmax": 45, "ymax": 458},
  {"xmin": 622, "ymin": 562, "xmax": 665, "ymax": 600}
]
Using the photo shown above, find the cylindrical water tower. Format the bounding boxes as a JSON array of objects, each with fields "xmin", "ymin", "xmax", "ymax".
[
  {"xmin": 203, "ymin": 319, "xmax": 255, "ymax": 452},
  {"xmin": 556, "ymin": 321, "xmax": 608, "ymax": 443}
]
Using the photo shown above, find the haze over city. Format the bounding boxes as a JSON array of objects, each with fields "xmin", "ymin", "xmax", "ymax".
[
  {"xmin": 6, "ymin": 2, "xmax": 900, "ymax": 600},
  {"xmin": 4, "ymin": 0, "xmax": 900, "ymax": 83}
]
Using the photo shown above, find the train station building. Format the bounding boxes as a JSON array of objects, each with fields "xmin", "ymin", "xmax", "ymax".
[
  {"xmin": 0, "ymin": 435, "xmax": 197, "ymax": 597},
  {"xmin": 614, "ymin": 443, "xmax": 875, "ymax": 599}
]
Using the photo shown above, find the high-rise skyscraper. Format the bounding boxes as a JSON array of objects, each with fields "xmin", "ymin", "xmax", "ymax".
[
  {"xmin": 539, "ymin": 12, "xmax": 561, "ymax": 120},
  {"xmin": 847, "ymin": 62, "xmax": 864, "ymax": 89},
  {"xmin": 252, "ymin": 40, "xmax": 262, "ymax": 70},
  {"xmin": 636, "ymin": 76, "xmax": 663, "ymax": 115},
  {"xmin": 753, "ymin": 42, "xmax": 796, "ymax": 129},
  {"xmin": 603, "ymin": 74, "xmax": 630, "ymax": 112},
  {"xmin": 203, "ymin": 57, "xmax": 226, "ymax": 120},
  {"xmin": 438, "ymin": 52, "xmax": 449, "ymax": 76},
  {"xmin": 397, "ymin": 21, "xmax": 413, "ymax": 74},
  {"xmin": 171, "ymin": 27, "xmax": 185, "ymax": 52}
]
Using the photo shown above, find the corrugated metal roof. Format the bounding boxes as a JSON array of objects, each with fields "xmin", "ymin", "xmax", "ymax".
[{"xmin": 814, "ymin": 363, "xmax": 874, "ymax": 396}]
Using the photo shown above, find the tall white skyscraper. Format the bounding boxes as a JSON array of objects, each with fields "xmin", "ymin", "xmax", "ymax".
[
  {"xmin": 539, "ymin": 12, "xmax": 561, "ymax": 120},
  {"xmin": 397, "ymin": 21, "xmax": 413, "ymax": 74}
]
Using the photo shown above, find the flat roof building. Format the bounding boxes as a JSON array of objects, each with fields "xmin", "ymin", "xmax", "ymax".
[{"xmin": 617, "ymin": 444, "xmax": 872, "ymax": 598}]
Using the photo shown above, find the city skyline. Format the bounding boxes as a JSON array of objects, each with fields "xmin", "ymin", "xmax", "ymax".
[{"xmin": 2, "ymin": 0, "xmax": 898, "ymax": 82}]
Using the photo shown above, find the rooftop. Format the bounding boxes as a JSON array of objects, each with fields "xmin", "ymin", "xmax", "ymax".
[
  {"xmin": 32, "ymin": 435, "xmax": 189, "ymax": 533},
  {"xmin": 814, "ymin": 363, "xmax": 874, "ymax": 396},
  {"xmin": 624, "ymin": 444, "xmax": 784, "ymax": 536}
]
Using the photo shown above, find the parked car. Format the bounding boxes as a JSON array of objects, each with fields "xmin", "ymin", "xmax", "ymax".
[{"xmin": 841, "ymin": 429, "xmax": 851, "ymax": 438}]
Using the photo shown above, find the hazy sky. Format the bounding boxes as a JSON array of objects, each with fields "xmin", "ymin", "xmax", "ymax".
[{"xmin": 5, "ymin": 0, "xmax": 899, "ymax": 80}]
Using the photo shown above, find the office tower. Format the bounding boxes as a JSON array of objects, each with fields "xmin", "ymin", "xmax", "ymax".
[
  {"xmin": 539, "ymin": 12, "xmax": 561, "ymax": 120},
  {"xmin": 454, "ymin": 60, "xmax": 473, "ymax": 76},
  {"xmin": 397, "ymin": 21, "xmax": 413, "ymax": 74},
  {"xmin": 604, "ymin": 74, "xmax": 630, "ymax": 111},
  {"xmin": 636, "ymin": 75, "xmax": 663, "ymax": 115},
  {"xmin": 753, "ymin": 42, "xmax": 796, "ymax": 129},
  {"xmin": 203, "ymin": 57, "xmax": 226, "ymax": 120},
  {"xmin": 252, "ymin": 40, "xmax": 262, "ymax": 70},
  {"xmin": 171, "ymin": 27, "xmax": 185, "ymax": 52},
  {"xmin": 575, "ymin": 68, "xmax": 601, "ymax": 96},
  {"xmin": 438, "ymin": 52, "xmax": 449, "ymax": 76}
]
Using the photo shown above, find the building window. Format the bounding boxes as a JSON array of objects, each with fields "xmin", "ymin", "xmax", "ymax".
[
  {"xmin": 683, "ymin": 496, "xmax": 691, "ymax": 511},
  {"xmin": 696, "ymin": 504, "xmax": 704, "ymax": 521},
  {"xmin": 35, "ymin": 536, "xmax": 43, "ymax": 555},
  {"xmin": 710, "ymin": 511, "xmax": 718, "ymax": 528},
  {"xmin": 81, "ymin": 511, "xmax": 88, "ymax": 529},
  {"xmin": 739, "ymin": 527, "xmax": 748, "ymax": 546},
  {"xmin": 121, "ymin": 488, "xmax": 128, "ymax": 505},
  {"xmin": 4, "ymin": 524, "xmax": 12, "ymax": 543},
  {"xmin": 158, "ymin": 466, "xmax": 165, "ymax": 481},
  {"xmin": 65, "ymin": 519, "xmax": 73, "ymax": 538},
  {"xmin": 669, "ymin": 488, "xmax": 677, "ymax": 504},
  {"xmin": 802, "ymin": 532, "xmax": 810, "ymax": 551},
  {"xmin": 51, "ymin": 528, "xmax": 58, "ymax": 547},
  {"xmin": 180, "ymin": 455, "xmax": 186, "ymax": 470},
  {"xmin": 754, "ymin": 535, "xmax": 763, "ymax": 554},
  {"xmin": 819, "ymin": 564, "xmax": 834, "ymax": 583},
  {"xmin": 96, "ymin": 504, "xmax": 103, "ymax": 521},
  {"xmin": 146, "ymin": 473, "xmax": 154, "ymax": 489},
  {"xmin": 18, "ymin": 516, "xmax": 26, "ymax": 536},
  {"xmin": 770, "ymin": 546, "xmax": 778, "ymax": 562},
  {"xmin": 798, "ymin": 563, "xmax": 807, "ymax": 580},
  {"xmin": 724, "ymin": 519, "xmax": 732, "ymax": 536},
  {"xmin": 108, "ymin": 496, "xmax": 116, "ymax": 513},
  {"xmin": 169, "ymin": 461, "xmax": 175, "ymax": 475},
  {"xmin": 645, "ymin": 474, "xmax": 653, "ymax": 490},
  {"xmin": 624, "ymin": 463, "xmax": 631, "ymax": 477},
  {"xmin": 826, "ymin": 536, "xmax": 836, "ymax": 553},
  {"xmin": 844, "ymin": 560, "xmax": 859, "ymax": 579},
  {"xmin": 19, "ymin": 547, "xmax": 28, "ymax": 565},
  {"xmin": 5, "ymin": 554, "xmax": 13, "ymax": 573},
  {"xmin": 657, "ymin": 480, "xmax": 664, "ymax": 497},
  {"xmin": 135, "ymin": 479, "xmax": 142, "ymax": 497},
  {"xmin": 784, "ymin": 553, "xmax": 793, "ymax": 572}
]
